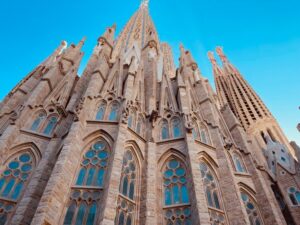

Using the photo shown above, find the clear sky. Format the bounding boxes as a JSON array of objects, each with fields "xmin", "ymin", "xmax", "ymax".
[{"xmin": 0, "ymin": 0, "xmax": 299, "ymax": 142}]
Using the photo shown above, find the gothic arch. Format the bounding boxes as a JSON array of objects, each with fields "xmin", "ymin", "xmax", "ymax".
[
  {"xmin": 239, "ymin": 185, "xmax": 264, "ymax": 225},
  {"xmin": 124, "ymin": 140, "xmax": 145, "ymax": 162},
  {"xmin": 228, "ymin": 151, "xmax": 247, "ymax": 173},
  {"xmin": 4, "ymin": 142, "xmax": 42, "ymax": 166},
  {"xmin": 82, "ymin": 129, "xmax": 115, "ymax": 151},
  {"xmin": 95, "ymin": 100, "xmax": 108, "ymax": 120},
  {"xmin": 158, "ymin": 148, "xmax": 187, "ymax": 169},
  {"xmin": 28, "ymin": 109, "xmax": 47, "ymax": 131},
  {"xmin": 199, "ymin": 157, "xmax": 227, "ymax": 224},
  {"xmin": 198, "ymin": 152, "xmax": 219, "ymax": 171},
  {"xmin": 0, "ymin": 143, "xmax": 40, "ymax": 224},
  {"xmin": 159, "ymin": 150, "xmax": 192, "ymax": 224},
  {"xmin": 238, "ymin": 182, "xmax": 257, "ymax": 196},
  {"xmin": 62, "ymin": 136, "xmax": 113, "ymax": 225},
  {"xmin": 115, "ymin": 141, "xmax": 143, "ymax": 225}
]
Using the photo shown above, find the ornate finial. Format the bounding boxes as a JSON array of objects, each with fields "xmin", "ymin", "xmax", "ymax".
[
  {"xmin": 216, "ymin": 46, "xmax": 227, "ymax": 63},
  {"xmin": 141, "ymin": 0, "xmax": 149, "ymax": 8},
  {"xmin": 207, "ymin": 51, "xmax": 217, "ymax": 65},
  {"xmin": 179, "ymin": 43, "xmax": 185, "ymax": 54}
]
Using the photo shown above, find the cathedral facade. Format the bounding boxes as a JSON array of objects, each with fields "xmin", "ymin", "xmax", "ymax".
[{"xmin": 0, "ymin": 1, "xmax": 299, "ymax": 225}]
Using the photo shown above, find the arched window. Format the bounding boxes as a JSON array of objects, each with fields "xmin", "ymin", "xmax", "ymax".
[
  {"xmin": 192, "ymin": 127, "xmax": 198, "ymax": 140},
  {"xmin": 161, "ymin": 120, "xmax": 169, "ymax": 140},
  {"xmin": 240, "ymin": 191, "xmax": 263, "ymax": 225},
  {"xmin": 0, "ymin": 152, "xmax": 35, "ymax": 224},
  {"xmin": 288, "ymin": 187, "xmax": 300, "ymax": 206},
  {"xmin": 233, "ymin": 154, "xmax": 246, "ymax": 173},
  {"xmin": 128, "ymin": 116, "xmax": 133, "ymax": 128},
  {"xmin": 172, "ymin": 118, "xmax": 182, "ymax": 138},
  {"xmin": 199, "ymin": 125, "xmax": 209, "ymax": 144},
  {"xmin": 63, "ymin": 140, "xmax": 111, "ymax": 225},
  {"xmin": 115, "ymin": 151, "xmax": 138, "ymax": 225},
  {"xmin": 163, "ymin": 158, "xmax": 191, "ymax": 224},
  {"xmin": 108, "ymin": 103, "xmax": 119, "ymax": 121},
  {"xmin": 192, "ymin": 121, "xmax": 199, "ymax": 140},
  {"xmin": 96, "ymin": 102, "xmax": 107, "ymax": 120},
  {"xmin": 136, "ymin": 117, "xmax": 142, "ymax": 136},
  {"xmin": 199, "ymin": 162, "xmax": 226, "ymax": 224},
  {"xmin": 43, "ymin": 116, "xmax": 58, "ymax": 135},
  {"xmin": 30, "ymin": 112, "xmax": 46, "ymax": 131}
]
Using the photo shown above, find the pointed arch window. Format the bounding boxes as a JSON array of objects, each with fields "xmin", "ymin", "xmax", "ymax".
[
  {"xmin": 288, "ymin": 187, "xmax": 300, "ymax": 206},
  {"xmin": 108, "ymin": 103, "xmax": 119, "ymax": 121},
  {"xmin": 115, "ymin": 150, "xmax": 138, "ymax": 225},
  {"xmin": 199, "ymin": 125, "xmax": 209, "ymax": 144},
  {"xmin": 172, "ymin": 118, "xmax": 182, "ymax": 138},
  {"xmin": 192, "ymin": 127, "xmax": 198, "ymax": 140},
  {"xmin": 128, "ymin": 116, "xmax": 133, "ymax": 128},
  {"xmin": 63, "ymin": 140, "xmax": 111, "ymax": 225},
  {"xmin": 43, "ymin": 116, "xmax": 58, "ymax": 135},
  {"xmin": 162, "ymin": 158, "xmax": 192, "ymax": 224},
  {"xmin": 136, "ymin": 117, "xmax": 143, "ymax": 136},
  {"xmin": 30, "ymin": 112, "xmax": 46, "ymax": 131},
  {"xmin": 240, "ymin": 191, "xmax": 263, "ymax": 225},
  {"xmin": 0, "ymin": 152, "xmax": 35, "ymax": 223},
  {"xmin": 233, "ymin": 154, "xmax": 246, "ymax": 173},
  {"xmin": 199, "ymin": 162, "xmax": 226, "ymax": 224},
  {"xmin": 96, "ymin": 102, "xmax": 107, "ymax": 120},
  {"xmin": 161, "ymin": 120, "xmax": 169, "ymax": 140}
]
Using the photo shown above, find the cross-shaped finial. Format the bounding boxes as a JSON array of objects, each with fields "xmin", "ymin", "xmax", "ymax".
[{"xmin": 141, "ymin": 0, "xmax": 149, "ymax": 7}]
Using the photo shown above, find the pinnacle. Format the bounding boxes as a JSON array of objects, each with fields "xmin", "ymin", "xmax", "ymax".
[{"xmin": 140, "ymin": 0, "xmax": 149, "ymax": 8}]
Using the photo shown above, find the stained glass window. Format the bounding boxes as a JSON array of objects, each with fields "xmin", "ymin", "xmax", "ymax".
[
  {"xmin": 43, "ymin": 116, "xmax": 58, "ymax": 135},
  {"xmin": 199, "ymin": 162, "xmax": 226, "ymax": 224},
  {"xmin": 63, "ymin": 140, "xmax": 110, "ymax": 225},
  {"xmin": 161, "ymin": 120, "xmax": 169, "ymax": 140},
  {"xmin": 96, "ymin": 102, "xmax": 107, "ymax": 120},
  {"xmin": 0, "ymin": 152, "xmax": 34, "ymax": 224},
  {"xmin": 233, "ymin": 154, "xmax": 246, "ymax": 173},
  {"xmin": 115, "ymin": 151, "xmax": 137, "ymax": 225},
  {"xmin": 240, "ymin": 191, "xmax": 263, "ymax": 225},
  {"xmin": 288, "ymin": 187, "xmax": 300, "ymax": 206},
  {"xmin": 172, "ymin": 118, "xmax": 182, "ymax": 138},
  {"xmin": 30, "ymin": 112, "xmax": 46, "ymax": 131},
  {"xmin": 108, "ymin": 103, "xmax": 119, "ymax": 121},
  {"xmin": 163, "ymin": 158, "xmax": 191, "ymax": 224}
]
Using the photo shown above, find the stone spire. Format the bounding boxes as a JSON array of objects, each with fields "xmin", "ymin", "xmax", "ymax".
[
  {"xmin": 140, "ymin": 0, "xmax": 149, "ymax": 8},
  {"xmin": 208, "ymin": 51, "xmax": 233, "ymax": 109},
  {"xmin": 111, "ymin": 0, "xmax": 159, "ymax": 61},
  {"xmin": 214, "ymin": 47, "xmax": 295, "ymax": 156}
]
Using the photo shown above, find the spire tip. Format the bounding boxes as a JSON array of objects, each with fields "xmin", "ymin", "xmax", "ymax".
[{"xmin": 140, "ymin": 0, "xmax": 149, "ymax": 8}]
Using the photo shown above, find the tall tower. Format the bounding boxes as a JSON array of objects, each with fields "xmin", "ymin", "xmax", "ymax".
[
  {"xmin": 209, "ymin": 47, "xmax": 295, "ymax": 156},
  {"xmin": 0, "ymin": 1, "xmax": 299, "ymax": 225}
]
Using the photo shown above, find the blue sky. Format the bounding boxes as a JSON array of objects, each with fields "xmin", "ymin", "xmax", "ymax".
[{"xmin": 0, "ymin": 0, "xmax": 299, "ymax": 142}]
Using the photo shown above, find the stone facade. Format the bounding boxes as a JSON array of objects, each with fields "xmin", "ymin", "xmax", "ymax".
[{"xmin": 0, "ymin": 1, "xmax": 299, "ymax": 225}]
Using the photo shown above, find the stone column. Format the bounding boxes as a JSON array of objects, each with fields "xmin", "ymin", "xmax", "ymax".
[
  {"xmin": 30, "ymin": 121, "xmax": 85, "ymax": 225},
  {"xmin": 101, "ymin": 123, "xmax": 128, "ymax": 225},
  {"xmin": 144, "ymin": 141, "xmax": 158, "ymax": 225},
  {"xmin": 10, "ymin": 138, "xmax": 62, "ymax": 225},
  {"xmin": 185, "ymin": 133, "xmax": 211, "ymax": 225}
]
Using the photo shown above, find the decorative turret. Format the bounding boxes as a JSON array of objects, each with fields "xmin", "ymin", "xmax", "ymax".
[
  {"xmin": 179, "ymin": 44, "xmax": 200, "ymax": 83},
  {"xmin": 96, "ymin": 24, "xmax": 116, "ymax": 58}
]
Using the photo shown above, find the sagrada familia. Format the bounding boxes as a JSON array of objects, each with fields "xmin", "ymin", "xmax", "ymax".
[{"xmin": 0, "ymin": 1, "xmax": 299, "ymax": 225}]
